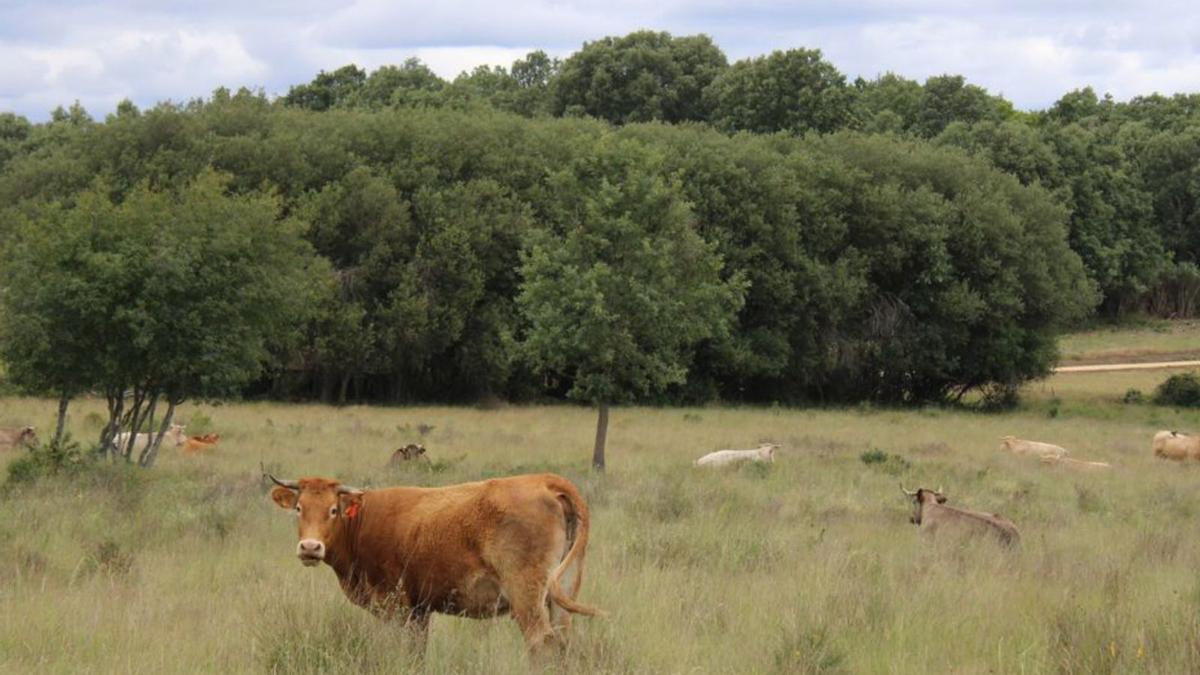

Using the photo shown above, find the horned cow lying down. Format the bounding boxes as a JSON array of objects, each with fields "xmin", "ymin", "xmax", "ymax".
[
  {"xmin": 267, "ymin": 471, "xmax": 603, "ymax": 660},
  {"xmin": 901, "ymin": 485, "xmax": 1020, "ymax": 546},
  {"xmin": 695, "ymin": 443, "xmax": 778, "ymax": 467},
  {"xmin": 999, "ymin": 436, "xmax": 1067, "ymax": 459},
  {"xmin": 0, "ymin": 426, "xmax": 37, "ymax": 451}
]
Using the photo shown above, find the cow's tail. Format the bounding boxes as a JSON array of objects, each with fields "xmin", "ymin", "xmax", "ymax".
[{"xmin": 547, "ymin": 478, "xmax": 605, "ymax": 617}]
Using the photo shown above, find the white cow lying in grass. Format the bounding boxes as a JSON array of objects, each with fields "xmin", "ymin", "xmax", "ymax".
[
  {"xmin": 999, "ymin": 436, "xmax": 1068, "ymax": 459},
  {"xmin": 1040, "ymin": 455, "xmax": 1112, "ymax": 471},
  {"xmin": 114, "ymin": 424, "xmax": 187, "ymax": 452},
  {"xmin": 695, "ymin": 443, "xmax": 778, "ymax": 467}
]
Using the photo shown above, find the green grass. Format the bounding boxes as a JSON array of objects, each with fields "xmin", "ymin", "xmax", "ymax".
[
  {"xmin": 3, "ymin": 377, "xmax": 1200, "ymax": 673},
  {"xmin": 1058, "ymin": 320, "xmax": 1200, "ymax": 364}
]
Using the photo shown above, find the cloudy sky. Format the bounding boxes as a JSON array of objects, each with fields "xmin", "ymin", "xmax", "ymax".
[{"xmin": 1, "ymin": 0, "xmax": 1197, "ymax": 121}]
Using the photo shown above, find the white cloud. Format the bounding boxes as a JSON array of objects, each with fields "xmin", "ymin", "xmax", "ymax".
[{"xmin": 0, "ymin": 0, "xmax": 1197, "ymax": 120}]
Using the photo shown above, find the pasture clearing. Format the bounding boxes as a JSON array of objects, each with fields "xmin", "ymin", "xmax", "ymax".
[
  {"xmin": 1058, "ymin": 320, "xmax": 1200, "ymax": 365},
  {"xmin": 2, "ymin": 368, "xmax": 1200, "ymax": 673}
]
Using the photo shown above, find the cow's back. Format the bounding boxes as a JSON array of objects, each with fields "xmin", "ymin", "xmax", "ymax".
[
  {"xmin": 345, "ymin": 474, "xmax": 576, "ymax": 616},
  {"xmin": 925, "ymin": 504, "xmax": 1019, "ymax": 546}
]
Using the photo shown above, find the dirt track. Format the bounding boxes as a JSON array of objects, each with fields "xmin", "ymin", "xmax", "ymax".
[{"xmin": 1054, "ymin": 360, "xmax": 1200, "ymax": 373}]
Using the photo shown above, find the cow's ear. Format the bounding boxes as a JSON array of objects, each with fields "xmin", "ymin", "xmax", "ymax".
[
  {"xmin": 271, "ymin": 486, "xmax": 298, "ymax": 510},
  {"xmin": 416, "ymin": 445, "xmax": 426, "ymax": 455},
  {"xmin": 935, "ymin": 494, "xmax": 948, "ymax": 504},
  {"xmin": 338, "ymin": 492, "xmax": 363, "ymax": 518}
]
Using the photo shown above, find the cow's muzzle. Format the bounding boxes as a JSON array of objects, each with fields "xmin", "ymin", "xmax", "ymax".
[{"xmin": 297, "ymin": 539, "xmax": 325, "ymax": 566}]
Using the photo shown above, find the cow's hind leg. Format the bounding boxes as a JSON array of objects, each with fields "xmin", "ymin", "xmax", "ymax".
[{"xmin": 507, "ymin": 579, "xmax": 560, "ymax": 662}]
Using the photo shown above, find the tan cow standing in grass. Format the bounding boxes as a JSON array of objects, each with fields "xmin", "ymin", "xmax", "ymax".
[
  {"xmin": 0, "ymin": 426, "xmax": 36, "ymax": 451},
  {"xmin": 1152, "ymin": 430, "xmax": 1200, "ymax": 461},
  {"xmin": 901, "ymin": 486, "xmax": 1020, "ymax": 546},
  {"xmin": 267, "ymin": 472, "xmax": 603, "ymax": 660},
  {"xmin": 695, "ymin": 443, "xmax": 778, "ymax": 467},
  {"xmin": 999, "ymin": 436, "xmax": 1068, "ymax": 459}
]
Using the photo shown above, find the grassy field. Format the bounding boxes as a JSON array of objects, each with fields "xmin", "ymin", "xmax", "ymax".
[
  {"xmin": 1058, "ymin": 320, "xmax": 1200, "ymax": 364},
  {"xmin": 4, "ymin": 363, "xmax": 1200, "ymax": 672}
]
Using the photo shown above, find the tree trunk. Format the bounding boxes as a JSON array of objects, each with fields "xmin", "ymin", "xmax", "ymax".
[
  {"xmin": 592, "ymin": 402, "xmax": 609, "ymax": 471},
  {"xmin": 338, "ymin": 373, "xmax": 350, "ymax": 406},
  {"xmin": 53, "ymin": 391, "xmax": 70, "ymax": 447},
  {"xmin": 139, "ymin": 400, "xmax": 177, "ymax": 468},
  {"xmin": 121, "ymin": 387, "xmax": 153, "ymax": 461},
  {"xmin": 100, "ymin": 390, "xmax": 125, "ymax": 459},
  {"xmin": 127, "ymin": 392, "xmax": 158, "ymax": 460}
]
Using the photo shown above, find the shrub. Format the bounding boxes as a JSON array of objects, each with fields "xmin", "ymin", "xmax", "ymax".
[
  {"xmin": 859, "ymin": 449, "xmax": 911, "ymax": 476},
  {"xmin": 1123, "ymin": 388, "xmax": 1146, "ymax": 404},
  {"xmin": 1154, "ymin": 372, "xmax": 1200, "ymax": 407},
  {"xmin": 6, "ymin": 434, "xmax": 91, "ymax": 484},
  {"xmin": 979, "ymin": 382, "xmax": 1021, "ymax": 411}
]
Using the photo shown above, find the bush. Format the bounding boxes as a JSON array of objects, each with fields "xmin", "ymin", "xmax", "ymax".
[
  {"xmin": 1154, "ymin": 372, "xmax": 1200, "ymax": 407},
  {"xmin": 978, "ymin": 382, "xmax": 1021, "ymax": 411},
  {"xmin": 6, "ymin": 434, "xmax": 91, "ymax": 484},
  {"xmin": 1123, "ymin": 388, "xmax": 1146, "ymax": 404},
  {"xmin": 859, "ymin": 449, "xmax": 911, "ymax": 476}
]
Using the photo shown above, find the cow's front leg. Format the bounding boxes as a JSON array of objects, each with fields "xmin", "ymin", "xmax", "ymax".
[{"xmin": 403, "ymin": 608, "xmax": 431, "ymax": 652}]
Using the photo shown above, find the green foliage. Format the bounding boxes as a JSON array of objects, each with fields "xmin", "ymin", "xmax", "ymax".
[
  {"xmin": 859, "ymin": 449, "xmax": 911, "ymax": 476},
  {"xmin": 1122, "ymin": 388, "xmax": 1146, "ymax": 404},
  {"xmin": 706, "ymin": 48, "xmax": 853, "ymax": 135},
  {"xmin": 517, "ymin": 137, "xmax": 746, "ymax": 405},
  {"xmin": 1154, "ymin": 372, "xmax": 1200, "ymax": 408},
  {"xmin": 6, "ymin": 434, "xmax": 90, "ymax": 485},
  {"xmin": 12, "ymin": 28, "xmax": 1196, "ymax": 404},
  {"xmin": 282, "ymin": 64, "xmax": 368, "ymax": 111},
  {"xmin": 553, "ymin": 31, "xmax": 728, "ymax": 124}
]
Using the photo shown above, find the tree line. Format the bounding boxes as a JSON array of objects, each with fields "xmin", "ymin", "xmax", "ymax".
[{"xmin": 0, "ymin": 29, "xmax": 1193, "ymax": 434}]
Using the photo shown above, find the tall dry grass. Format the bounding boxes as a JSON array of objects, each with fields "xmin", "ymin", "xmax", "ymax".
[{"xmin": 2, "ymin": 379, "xmax": 1200, "ymax": 673}]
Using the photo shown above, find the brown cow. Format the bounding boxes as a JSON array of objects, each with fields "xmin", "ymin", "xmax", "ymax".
[
  {"xmin": 388, "ymin": 443, "xmax": 426, "ymax": 464},
  {"xmin": 266, "ymin": 472, "xmax": 602, "ymax": 659},
  {"xmin": 901, "ymin": 485, "xmax": 1020, "ymax": 546},
  {"xmin": 183, "ymin": 434, "xmax": 220, "ymax": 454},
  {"xmin": 0, "ymin": 426, "xmax": 37, "ymax": 451},
  {"xmin": 1152, "ymin": 430, "xmax": 1200, "ymax": 461}
]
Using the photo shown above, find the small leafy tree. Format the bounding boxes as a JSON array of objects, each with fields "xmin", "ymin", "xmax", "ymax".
[
  {"xmin": 1, "ymin": 171, "xmax": 323, "ymax": 466},
  {"xmin": 518, "ymin": 139, "xmax": 744, "ymax": 469}
]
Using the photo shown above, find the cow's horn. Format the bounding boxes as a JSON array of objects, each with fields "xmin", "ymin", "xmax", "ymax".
[
  {"xmin": 337, "ymin": 484, "xmax": 364, "ymax": 495},
  {"xmin": 900, "ymin": 483, "xmax": 918, "ymax": 496},
  {"xmin": 265, "ymin": 472, "xmax": 299, "ymax": 490},
  {"xmin": 936, "ymin": 485, "xmax": 944, "ymax": 495}
]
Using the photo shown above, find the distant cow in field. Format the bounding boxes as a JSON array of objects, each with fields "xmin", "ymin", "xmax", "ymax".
[
  {"xmin": 1152, "ymin": 430, "xmax": 1200, "ymax": 462},
  {"xmin": 266, "ymin": 471, "xmax": 603, "ymax": 660},
  {"xmin": 1000, "ymin": 436, "xmax": 1068, "ymax": 459},
  {"xmin": 695, "ymin": 443, "xmax": 778, "ymax": 467},
  {"xmin": 184, "ymin": 434, "xmax": 220, "ymax": 454},
  {"xmin": 0, "ymin": 426, "xmax": 36, "ymax": 451},
  {"xmin": 901, "ymin": 485, "xmax": 1020, "ymax": 546},
  {"xmin": 389, "ymin": 443, "xmax": 427, "ymax": 464},
  {"xmin": 114, "ymin": 424, "xmax": 187, "ymax": 453},
  {"xmin": 1040, "ymin": 455, "xmax": 1112, "ymax": 471}
]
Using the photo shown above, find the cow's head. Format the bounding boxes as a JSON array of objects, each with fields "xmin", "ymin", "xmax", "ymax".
[
  {"xmin": 999, "ymin": 436, "xmax": 1016, "ymax": 449},
  {"xmin": 758, "ymin": 443, "xmax": 778, "ymax": 462},
  {"xmin": 268, "ymin": 474, "xmax": 364, "ymax": 567},
  {"xmin": 18, "ymin": 426, "xmax": 37, "ymax": 445},
  {"xmin": 901, "ymin": 485, "xmax": 945, "ymax": 524}
]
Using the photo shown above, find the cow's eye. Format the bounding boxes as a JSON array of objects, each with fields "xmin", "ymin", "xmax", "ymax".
[
  {"xmin": 294, "ymin": 505, "xmax": 301, "ymax": 514},
  {"xmin": 329, "ymin": 506, "xmax": 339, "ymax": 517}
]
